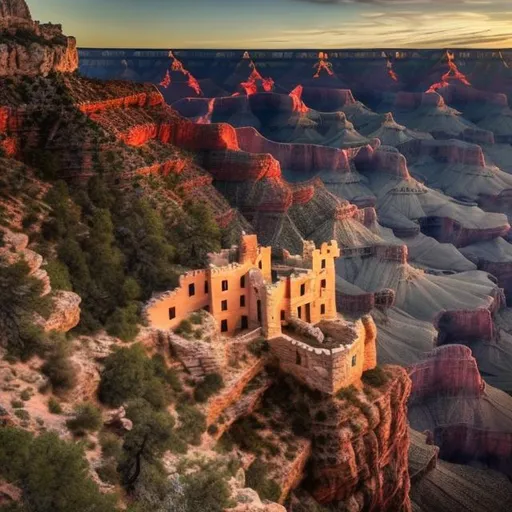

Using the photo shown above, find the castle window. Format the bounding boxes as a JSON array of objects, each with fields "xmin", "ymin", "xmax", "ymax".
[
  {"xmin": 296, "ymin": 351, "xmax": 302, "ymax": 365},
  {"xmin": 321, "ymin": 279, "xmax": 326, "ymax": 289},
  {"xmin": 300, "ymin": 283, "xmax": 306, "ymax": 296},
  {"xmin": 240, "ymin": 295, "xmax": 246, "ymax": 307},
  {"xmin": 259, "ymin": 260, "xmax": 263, "ymax": 270},
  {"xmin": 169, "ymin": 307, "xmax": 176, "ymax": 320},
  {"xmin": 280, "ymin": 310, "xmax": 285, "ymax": 321},
  {"xmin": 321, "ymin": 259, "xmax": 326, "ymax": 269},
  {"xmin": 221, "ymin": 300, "xmax": 228, "ymax": 311},
  {"xmin": 321, "ymin": 304, "xmax": 326, "ymax": 315},
  {"xmin": 188, "ymin": 284, "xmax": 195, "ymax": 297},
  {"xmin": 203, "ymin": 305, "xmax": 210, "ymax": 313},
  {"xmin": 297, "ymin": 306, "xmax": 302, "ymax": 319},
  {"xmin": 240, "ymin": 275, "xmax": 246, "ymax": 288},
  {"xmin": 204, "ymin": 281, "xmax": 209, "ymax": 294},
  {"xmin": 222, "ymin": 280, "xmax": 228, "ymax": 292},
  {"xmin": 352, "ymin": 355, "xmax": 357, "ymax": 367},
  {"xmin": 221, "ymin": 319, "xmax": 228, "ymax": 332}
]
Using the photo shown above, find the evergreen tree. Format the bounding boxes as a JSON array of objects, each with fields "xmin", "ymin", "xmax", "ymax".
[{"xmin": 0, "ymin": 258, "xmax": 51, "ymax": 359}]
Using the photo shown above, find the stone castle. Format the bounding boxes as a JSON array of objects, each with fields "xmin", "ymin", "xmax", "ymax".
[{"xmin": 146, "ymin": 234, "xmax": 376, "ymax": 394}]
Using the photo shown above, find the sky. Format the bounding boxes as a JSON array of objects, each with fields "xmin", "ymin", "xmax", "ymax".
[{"xmin": 28, "ymin": 0, "xmax": 512, "ymax": 49}]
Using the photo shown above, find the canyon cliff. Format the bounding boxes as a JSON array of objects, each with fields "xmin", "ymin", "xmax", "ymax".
[{"xmin": 0, "ymin": 0, "xmax": 78, "ymax": 77}]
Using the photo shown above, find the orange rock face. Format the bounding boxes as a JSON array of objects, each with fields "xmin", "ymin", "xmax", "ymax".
[{"xmin": 308, "ymin": 366, "xmax": 412, "ymax": 511}]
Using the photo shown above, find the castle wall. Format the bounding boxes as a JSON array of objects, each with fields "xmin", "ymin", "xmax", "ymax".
[
  {"xmin": 268, "ymin": 319, "xmax": 369, "ymax": 395},
  {"xmin": 146, "ymin": 235, "xmax": 273, "ymax": 336},
  {"xmin": 146, "ymin": 269, "xmax": 209, "ymax": 330}
]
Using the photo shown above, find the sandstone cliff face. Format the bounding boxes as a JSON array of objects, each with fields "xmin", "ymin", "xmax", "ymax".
[
  {"xmin": 307, "ymin": 366, "xmax": 411, "ymax": 511},
  {"xmin": 408, "ymin": 345, "xmax": 512, "ymax": 477},
  {"xmin": 37, "ymin": 290, "xmax": 81, "ymax": 333},
  {"xmin": 0, "ymin": 0, "xmax": 78, "ymax": 77}
]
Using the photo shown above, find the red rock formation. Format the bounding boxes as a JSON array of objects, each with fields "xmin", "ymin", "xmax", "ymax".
[
  {"xmin": 288, "ymin": 86, "xmax": 309, "ymax": 114},
  {"xmin": 426, "ymin": 51, "xmax": 471, "ymax": 93},
  {"xmin": 78, "ymin": 91, "xmax": 163, "ymax": 114},
  {"xmin": 307, "ymin": 366, "xmax": 412, "ymax": 511},
  {"xmin": 202, "ymin": 150, "xmax": 281, "ymax": 182},
  {"xmin": 355, "ymin": 142, "xmax": 411, "ymax": 178},
  {"xmin": 300, "ymin": 87, "xmax": 356, "ymax": 111},
  {"xmin": 236, "ymin": 127, "xmax": 351, "ymax": 174},
  {"xmin": 408, "ymin": 345, "xmax": 512, "ymax": 477},
  {"xmin": 435, "ymin": 308, "xmax": 497, "ymax": 345},
  {"xmin": 169, "ymin": 120, "xmax": 240, "ymax": 150},
  {"xmin": 409, "ymin": 345, "xmax": 484, "ymax": 399},
  {"xmin": 437, "ymin": 83, "xmax": 508, "ymax": 107}
]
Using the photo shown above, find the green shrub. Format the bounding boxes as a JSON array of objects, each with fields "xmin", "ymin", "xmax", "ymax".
[
  {"xmin": 14, "ymin": 409, "xmax": 30, "ymax": 421},
  {"xmin": 190, "ymin": 311, "xmax": 203, "ymax": 325},
  {"xmin": 0, "ymin": 428, "xmax": 118, "ymax": 512},
  {"xmin": 207, "ymin": 424, "xmax": 219, "ymax": 436},
  {"xmin": 151, "ymin": 354, "xmax": 182, "ymax": 392},
  {"xmin": 248, "ymin": 338, "xmax": 269, "ymax": 357},
  {"xmin": 48, "ymin": 397, "xmax": 62, "ymax": 414},
  {"xmin": 106, "ymin": 304, "xmax": 140, "ymax": 342},
  {"xmin": 11, "ymin": 400, "xmax": 24, "ymax": 409},
  {"xmin": 20, "ymin": 389, "xmax": 32, "ymax": 401},
  {"xmin": 193, "ymin": 373, "xmax": 224, "ymax": 403},
  {"xmin": 336, "ymin": 385, "xmax": 359, "ymax": 403},
  {"xmin": 99, "ymin": 431, "xmax": 122, "ymax": 459},
  {"xmin": 120, "ymin": 399, "xmax": 176, "ymax": 487},
  {"xmin": 362, "ymin": 366, "xmax": 389, "ymax": 388},
  {"xmin": 245, "ymin": 459, "xmax": 282, "ymax": 502},
  {"xmin": 176, "ymin": 403, "xmax": 206, "ymax": 445},
  {"xmin": 99, "ymin": 344, "xmax": 152, "ymax": 408},
  {"xmin": 215, "ymin": 433, "xmax": 234, "ymax": 454},
  {"xmin": 175, "ymin": 319, "xmax": 193, "ymax": 336},
  {"xmin": 0, "ymin": 259, "xmax": 51, "ymax": 359},
  {"xmin": 96, "ymin": 459, "xmax": 119, "ymax": 485},
  {"xmin": 45, "ymin": 260, "xmax": 73, "ymax": 291},
  {"xmin": 41, "ymin": 343, "xmax": 77, "ymax": 391},
  {"xmin": 168, "ymin": 431, "xmax": 188, "ymax": 454},
  {"xmin": 66, "ymin": 403, "xmax": 102, "ymax": 434},
  {"xmin": 182, "ymin": 466, "xmax": 233, "ymax": 512}
]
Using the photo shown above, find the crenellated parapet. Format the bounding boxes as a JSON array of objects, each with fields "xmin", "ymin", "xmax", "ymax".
[{"xmin": 268, "ymin": 314, "xmax": 378, "ymax": 394}]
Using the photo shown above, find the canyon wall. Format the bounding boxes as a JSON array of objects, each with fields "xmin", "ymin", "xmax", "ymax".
[
  {"xmin": 408, "ymin": 345, "xmax": 512, "ymax": 477},
  {"xmin": 306, "ymin": 366, "xmax": 412, "ymax": 511}
]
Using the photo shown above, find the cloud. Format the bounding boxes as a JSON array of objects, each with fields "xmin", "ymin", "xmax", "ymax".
[{"xmin": 210, "ymin": 8, "xmax": 512, "ymax": 48}]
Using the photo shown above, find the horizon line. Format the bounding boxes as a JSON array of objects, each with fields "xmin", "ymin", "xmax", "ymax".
[{"xmin": 78, "ymin": 46, "xmax": 512, "ymax": 51}]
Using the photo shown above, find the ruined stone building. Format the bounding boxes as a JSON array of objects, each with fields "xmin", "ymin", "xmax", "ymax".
[{"xmin": 146, "ymin": 234, "xmax": 376, "ymax": 394}]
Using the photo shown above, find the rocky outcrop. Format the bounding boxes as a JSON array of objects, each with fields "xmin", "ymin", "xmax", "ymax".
[
  {"xmin": 206, "ymin": 359, "xmax": 265, "ymax": 427},
  {"xmin": 0, "ymin": 0, "xmax": 78, "ymax": 77},
  {"xmin": 202, "ymin": 150, "xmax": 281, "ymax": 182},
  {"xmin": 408, "ymin": 345, "xmax": 512, "ymax": 477},
  {"xmin": 37, "ymin": 290, "xmax": 81, "ymax": 333},
  {"xmin": 0, "ymin": 229, "xmax": 50, "ymax": 296},
  {"xmin": 104, "ymin": 406, "xmax": 133, "ymax": 432},
  {"xmin": 306, "ymin": 366, "xmax": 412, "ymax": 511},
  {"xmin": 435, "ymin": 308, "xmax": 497, "ymax": 345},
  {"xmin": 0, "ymin": 0, "xmax": 32, "ymax": 29},
  {"xmin": 236, "ymin": 126, "xmax": 351, "ymax": 174}
]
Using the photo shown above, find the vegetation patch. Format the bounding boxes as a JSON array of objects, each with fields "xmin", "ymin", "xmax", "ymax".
[
  {"xmin": 245, "ymin": 458, "xmax": 282, "ymax": 502},
  {"xmin": 193, "ymin": 372, "xmax": 224, "ymax": 403},
  {"xmin": 362, "ymin": 366, "xmax": 389, "ymax": 388}
]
